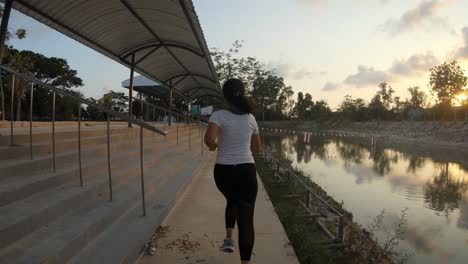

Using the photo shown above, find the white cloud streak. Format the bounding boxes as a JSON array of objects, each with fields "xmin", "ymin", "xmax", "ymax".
[
  {"xmin": 389, "ymin": 52, "xmax": 440, "ymax": 76},
  {"xmin": 379, "ymin": 0, "xmax": 454, "ymax": 36},
  {"xmin": 268, "ymin": 61, "xmax": 326, "ymax": 80},
  {"xmin": 322, "ymin": 82, "xmax": 341, "ymax": 91},
  {"xmin": 322, "ymin": 51, "xmax": 440, "ymax": 91},
  {"xmin": 344, "ymin": 66, "xmax": 391, "ymax": 87},
  {"xmin": 455, "ymin": 27, "xmax": 468, "ymax": 60}
]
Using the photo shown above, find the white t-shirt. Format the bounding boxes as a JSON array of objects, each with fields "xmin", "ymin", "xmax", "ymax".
[{"xmin": 208, "ymin": 109, "xmax": 259, "ymax": 165}]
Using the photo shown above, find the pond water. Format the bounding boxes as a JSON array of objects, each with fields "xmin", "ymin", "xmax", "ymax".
[{"xmin": 263, "ymin": 134, "xmax": 468, "ymax": 264}]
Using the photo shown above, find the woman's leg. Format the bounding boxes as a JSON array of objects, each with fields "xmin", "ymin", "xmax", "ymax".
[
  {"xmin": 225, "ymin": 199, "xmax": 237, "ymax": 238},
  {"xmin": 236, "ymin": 164, "xmax": 258, "ymax": 262},
  {"xmin": 214, "ymin": 164, "xmax": 237, "ymax": 236}
]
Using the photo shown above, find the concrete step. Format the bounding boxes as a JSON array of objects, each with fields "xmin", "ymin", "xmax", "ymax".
[
  {"xmin": 69, "ymin": 154, "xmax": 206, "ymax": 264},
  {"xmin": 0, "ymin": 150, "xmax": 200, "ymax": 264},
  {"xmin": 0, "ymin": 124, "xmax": 132, "ymax": 146},
  {"xmin": 0, "ymin": 125, "xmax": 180, "ymax": 179},
  {"xmin": 0, "ymin": 134, "xmax": 185, "ymax": 207},
  {"xmin": 0, "ymin": 136, "xmax": 133, "ymax": 180},
  {"xmin": 0, "ymin": 130, "xmax": 134, "ymax": 162},
  {"xmin": 0, "ymin": 127, "xmax": 196, "ymax": 182},
  {"xmin": 0, "ymin": 137, "xmax": 192, "ymax": 250}
]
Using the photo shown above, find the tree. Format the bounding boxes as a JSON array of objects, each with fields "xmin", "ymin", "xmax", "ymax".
[
  {"xmin": 294, "ymin": 92, "xmax": 314, "ymax": 119},
  {"xmin": 376, "ymin": 82, "xmax": 395, "ymax": 110},
  {"xmin": 406, "ymin": 86, "xmax": 427, "ymax": 109},
  {"xmin": 211, "ymin": 41, "xmax": 294, "ymax": 120},
  {"xmin": 0, "ymin": 6, "xmax": 27, "ymax": 121},
  {"xmin": 310, "ymin": 99, "xmax": 331, "ymax": 120},
  {"xmin": 1, "ymin": 48, "xmax": 83, "ymax": 121},
  {"xmin": 429, "ymin": 61, "xmax": 467, "ymax": 107},
  {"xmin": 251, "ymin": 72, "xmax": 288, "ymax": 120},
  {"xmin": 210, "ymin": 40, "xmax": 262, "ymax": 89},
  {"xmin": 338, "ymin": 95, "xmax": 368, "ymax": 121},
  {"xmin": 99, "ymin": 91, "xmax": 128, "ymax": 113}
]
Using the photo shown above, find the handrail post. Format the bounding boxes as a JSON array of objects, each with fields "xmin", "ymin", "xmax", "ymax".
[
  {"xmin": 188, "ymin": 119, "xmax": 191, "ymax": 151},
  {"xmin": 337, "ymin": 216, "xmax": 344, "ymax": 243},
  {"xmin": 200, "ymin": 126, "xmax": 203, "ymax": 155},
  {"xmin": 29, "ymin": 83, "xmax": 34, "ymax": 159},
  {"xmin": 10, "ymin": 74, "xmax": 14, "ymax": 146},
  {"xmin": 140, "ymin": 94, "xmax": 146, "ymax": 216},
  {"xmin": 140, "ymin": 115, "xmax": 146, "ymax": 216},
  {"xmin": 306, "ymin": 190, "xmax": 311, "ymax": 209},
  {"xmin": 176, "ymin": 114, "xmax": 179, "ymax": 145},
  {"xmin": 107, "ymin": 113, "xmax": 113, "ymax": 201},
  {"xmin": 164, "ymin": 109, "xmax": 167, "ymax": 143},
  {"xmin": 152, "ymin": 105, "xmax": 155, "ymax": 141},
  {"xmin": 78, "ymin": 104, "xmax": 83, "ymax": 187},
  {"xmin": 168, "ymin": 88, "xmax": 172, "ymax": 126},
  {"xmin": 52, "ymin": 92, "xmax": 56, "ymax": 173}
]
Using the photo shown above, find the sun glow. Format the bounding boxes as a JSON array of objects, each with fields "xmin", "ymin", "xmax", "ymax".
[{"xmin": 453, "ymin": 91, "xmax": 468, "ymax": 107}]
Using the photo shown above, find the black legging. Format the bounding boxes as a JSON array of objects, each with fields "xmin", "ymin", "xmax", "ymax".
[{"xmin": 214, "ymin": 163, "xmax": 258, "ymax": 261}]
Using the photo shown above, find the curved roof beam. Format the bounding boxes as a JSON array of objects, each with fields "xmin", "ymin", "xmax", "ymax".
[
  {"xmin": 120, "ymin": 0, "xmax": 204, "ymax": 89},
  {"xmin": 165, "ymin": 73, "xmax": 217, "ymax": 85},
  {"xmin": 119, "ymin": 40, "xmax": 205, "ymax": 59}
]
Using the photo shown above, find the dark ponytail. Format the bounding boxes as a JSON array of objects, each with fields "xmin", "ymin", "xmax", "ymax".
[{"xmin": 222, "ymin": 78, "xmax": 252, "ymax": 115}]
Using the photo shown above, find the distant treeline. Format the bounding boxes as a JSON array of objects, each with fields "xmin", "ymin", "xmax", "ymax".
[{"xmin": 211, "ymin": 42, "xmax": 468, "ymax": 122}]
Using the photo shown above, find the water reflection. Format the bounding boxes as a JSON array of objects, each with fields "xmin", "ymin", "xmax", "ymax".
[
  {"xmin": 425, "ymin": 163, "xmax": 468, "ymax": 216},
  {"xmin": 264, "ymin": 135, "xmax": 468, "ymax": 264}
]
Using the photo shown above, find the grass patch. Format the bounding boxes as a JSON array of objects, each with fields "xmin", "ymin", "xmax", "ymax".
[{"xmin": 255, "ymin": 156, "xmax": 359, "ymax": 264}]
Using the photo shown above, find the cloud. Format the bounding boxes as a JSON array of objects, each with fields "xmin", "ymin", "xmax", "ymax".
[
  {"xmin": 389, "ymin": 52, "xmax": 440, "ymax": 77},
  {"xmin": 268, "ymin": 61, "xmax": 326, "ymax": 80},
  {"xmin": 403, "ymin": 225, "xmax": 455, "ymax": 260},
  {"xmin": 344, "ymin": 66, "xmax": 391, "ymax": 87},
  {"xmin": 329, "ymin": 51, "xmax": 439, "ymax": 90},
  {"xmin": 454, "ymin": 27, "xmax": 468, "ymax": 60},
  {"xmin": 322, "ymin": 82, "xmax": 340, "ymax": 91},
  {"xmin": 379, "ymin": 0, "xmax": 454, "ymax": 36}
]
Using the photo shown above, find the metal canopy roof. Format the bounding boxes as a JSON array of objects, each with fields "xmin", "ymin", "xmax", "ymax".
[
  {"xmin": 121, "ymin": 75, "xmax": 168, "ymax": 97},
  {"xmin": 7, "ymin": 0, "xmax": 221, "ymax": 100}
]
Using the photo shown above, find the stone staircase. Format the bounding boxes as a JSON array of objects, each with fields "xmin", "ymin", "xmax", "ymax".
[{"xmin": 0, "ymin": 122, "xmax": 206, "ymax": 264}]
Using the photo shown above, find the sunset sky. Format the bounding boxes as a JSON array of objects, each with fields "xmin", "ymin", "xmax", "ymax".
[{"xmin": 7, "ymin": 0, "xmax": 468, "ymax": 109}]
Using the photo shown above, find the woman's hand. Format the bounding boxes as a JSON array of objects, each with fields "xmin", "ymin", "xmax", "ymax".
[{"xmin": 208, "ymin": 143, "xmax": 218, "ymax": 151}]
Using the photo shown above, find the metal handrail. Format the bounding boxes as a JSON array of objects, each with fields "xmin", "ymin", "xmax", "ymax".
[
  {"xmin": 134, "ymin": 97, "xmax": 207, "ymax": 154},
  {"xmin": 0, "ymin": 64, "xmax": 172, "ymax": 217},
  {"xmin": 2, "ymin": 64, "xmax": 208, "ymax": 217},
  {"xmin": 0, "ymin": 65, "xmax": 167, "ymax": 136},
  {"xmin": 134, "ymin": 96, "xmax": 208, "ymax": 127},
  {"xmin": 263, "ymin": 149, "xmax": 345, "ymax": 244}
]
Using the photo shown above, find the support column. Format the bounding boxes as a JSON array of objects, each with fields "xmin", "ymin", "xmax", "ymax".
[
  {"xmin": 128, "ymin": 53, "xmax": 135, "ymax": 127},
  {"xmin": 0, "ymin": 0, "xmax": 13, "ymax": 64}
]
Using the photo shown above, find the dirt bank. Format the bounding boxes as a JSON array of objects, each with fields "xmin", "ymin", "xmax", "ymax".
[{"xmin": 259, "ymin": 120, "xmax": 468, "ymax": 150}]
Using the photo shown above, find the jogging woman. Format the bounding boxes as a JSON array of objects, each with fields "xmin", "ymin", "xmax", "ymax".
[{"xmin": 204, "ymin": 78, "xmax": 261, "ymax": 264}]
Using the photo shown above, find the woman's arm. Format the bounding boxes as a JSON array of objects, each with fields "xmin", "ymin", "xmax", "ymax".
[
  {"xmin": 250, "ymin": 133, "xmax": 262, "ymax": 154},
  {"xmin": 204, "ymin": 122, "xmax": 219, "ymax": 151}
]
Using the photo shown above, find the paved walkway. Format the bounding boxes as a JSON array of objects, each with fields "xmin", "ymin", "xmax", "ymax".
[{"xmin": 137, "ymin": 153, "xmax": 299, "ymax": 264}]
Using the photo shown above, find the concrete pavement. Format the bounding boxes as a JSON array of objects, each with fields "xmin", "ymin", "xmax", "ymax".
[{"xmin": 137, "ymin": 152, "xmax": 299, "ymax": 264}]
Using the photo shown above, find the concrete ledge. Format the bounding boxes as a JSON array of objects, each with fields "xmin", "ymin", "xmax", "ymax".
[{"xmin": 137, "ymin": 153, "xmax": 299, "ymax": 264}]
